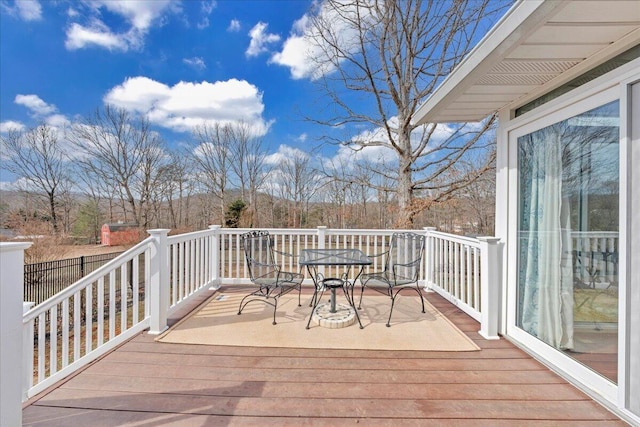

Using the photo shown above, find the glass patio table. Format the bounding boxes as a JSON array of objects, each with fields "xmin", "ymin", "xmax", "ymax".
[{"xmin": 299, "ymin": 248, "xmax": 371, "ymax": 329}]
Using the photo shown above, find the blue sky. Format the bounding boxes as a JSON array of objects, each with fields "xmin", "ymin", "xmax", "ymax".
[
  {"xmin": 0, "ymin": 1, "xmax": 344, "ymax": 177},
  {"xmin": 1, "ymin": 0, "xmax": 505, "ymax": 191}
]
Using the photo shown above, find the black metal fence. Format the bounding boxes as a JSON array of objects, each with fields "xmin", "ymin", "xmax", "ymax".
[{"xmin": 24, "ymin": 252, "xmax": 123, "ymax": 305}]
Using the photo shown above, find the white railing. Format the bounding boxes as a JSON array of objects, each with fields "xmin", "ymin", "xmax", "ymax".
[
  {"xmin": 571, "ymin": 231, "xmax": 619, "ymax": 288},
  {"xmin": 216, "ymin": 227, "xmax": 420, "ymax": 284},
  {"xmin": 18, "ymin": 228, "xmax": 221, "ymax": 401},
  {"xmin": 0, "ymin": 226, "xmax": 501, "ymax": 425},
  {"xmin": 425, "ymin": 231, "xmax": 482, "ymax": 319},
  {"xmin": 424, "ymin": 231, "xmax": 501, "ymax": 339},
  {"xmin": 21, "ymin": 236, "xmax": 153, "ymax": 399}
]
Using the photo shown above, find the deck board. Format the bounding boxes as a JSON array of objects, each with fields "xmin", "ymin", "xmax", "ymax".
[{"xmin": 22, "ymin": 288, "xmax": 626, "ymax": 426}]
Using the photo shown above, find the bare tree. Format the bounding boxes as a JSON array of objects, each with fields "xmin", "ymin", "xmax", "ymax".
[
  {"xmin": 274, "ymin": 149, "xmax": 325, "ymax": 227},
  {"xmin": 228, "ymin": 122, "xmax": 271, "ymax": 227},
  {"xmin": 305, "ymin": 0, "xmax": 502, "ymax": 226},
  {"xmin": 190, "ymin": 122, "xmax": 232, "ymax": 223},
  {"xmin": 156, "ymin": 151, "xmax": 194, "ymax": 229},
  {"xmin": 1, "ymin": 124, "xmax": 71, "ymax": 233},
  {"xmin": 68, "ymin": 105, "xmax": 166, "ymax": 229}
]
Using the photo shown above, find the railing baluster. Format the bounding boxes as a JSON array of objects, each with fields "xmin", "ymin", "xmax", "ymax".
[
  {"xmin": 85, "ymin": 283, "xmax": 93, "ymax": 355},
  {"xmin": 61, "ymin": 298, "xmax": 69, "ymax": 368},
  {"xmin": 49, "ymin": 305, "xmax": 57, "ymax": 375},
  {"xmin": 97, "ymin": 277, "xmax": 104, "ymax": 346},
  {"xmin": 37, "ymin": 312, "xmax": 45, "ymax": 382},
  {"xmin": 120, "ymin": 262, "xmax": 127, "ymax": 332},
  {"xmin": 109, "ymin": 271, "xmax": 116, "ymax": 340},
  {"xmin": 132, "ymin": 257, "xmax": 140, "ymax": 324},
  {"xmin": 73, "ymin": 291, "xmax": 81, "ymax": 362}
]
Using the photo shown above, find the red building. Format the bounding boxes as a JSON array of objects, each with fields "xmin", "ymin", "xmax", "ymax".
[{"xmin": 100, "ymin": 223, "xmax": 139, "ymax": 246}]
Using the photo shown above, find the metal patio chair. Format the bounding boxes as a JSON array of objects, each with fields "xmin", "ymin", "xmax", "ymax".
[
  {"xmin": 239, "ymin": 230, "xmax": 303, "ymax": 325},
  {"xmin": 358, "ymin": 232, "xmax": 426, "ymax": 327}
]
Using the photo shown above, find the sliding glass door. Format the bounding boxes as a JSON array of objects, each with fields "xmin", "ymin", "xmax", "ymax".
[{"xmin": 517, "ymin": 101, "xmax": 620, "ymax": 382}]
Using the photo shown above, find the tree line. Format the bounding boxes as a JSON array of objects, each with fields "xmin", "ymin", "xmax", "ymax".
[{"xmin": 0, "ymin": 105, "xmax": 495, "ymax": 242}]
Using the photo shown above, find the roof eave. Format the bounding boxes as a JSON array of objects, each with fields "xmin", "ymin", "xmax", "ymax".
[{"xmin": 413, "ymin": 0, "xmax": 567, "ymax": 125}]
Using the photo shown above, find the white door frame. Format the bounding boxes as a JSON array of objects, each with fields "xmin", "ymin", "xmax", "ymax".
[{"xmin": 496, "ymin": 57, "xmax": 640, "ymax": 419}]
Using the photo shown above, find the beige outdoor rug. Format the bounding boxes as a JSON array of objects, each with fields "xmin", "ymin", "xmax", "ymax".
[{"xmin": 157, "ymin": 290, "xmax": 480, "ymax": 351}]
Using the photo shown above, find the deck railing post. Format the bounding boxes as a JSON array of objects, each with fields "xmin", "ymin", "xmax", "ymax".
[
  {"xmin": 423, "ymin": 227, "xmax": 437, "ymax": 290},
  {"xmin": 317, "ymin": 226, "xmax": 327, "ymax": 278},
  {"xmin": 209, "ymin": 225, "xmax": 221, "ymax": 286},
  {"xmin": 148, "ymin": 229, "xmax": 170, "ymax": 335},
  {"xmin": 22, "ymin": 301, "xmax": 35, "ymax": 401},
  {"xmin": 0, "ymin": 242, "xmax": 31, "ymax": 426},
  {"xmin": 477, "ymin": 237, "xmax": 501, "ymax": 340}
]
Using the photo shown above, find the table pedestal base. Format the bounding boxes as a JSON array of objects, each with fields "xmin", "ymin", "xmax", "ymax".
[{"xmin": 311, "ymin": 302, "xmax": 356, "ymax": 329}]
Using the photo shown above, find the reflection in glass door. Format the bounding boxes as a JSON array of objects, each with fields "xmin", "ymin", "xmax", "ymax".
[{"xmin": 517, "ymin": 101, "xmax": 619, "ymax": 383}]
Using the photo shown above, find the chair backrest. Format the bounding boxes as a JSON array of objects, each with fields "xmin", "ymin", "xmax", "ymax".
[
  {"xmin": 385, "ymin": 232, "xmax": 425, "ymax": 281},
  {"xmin": 241, "ymin": 230, "xmax": 278, "ymax": 281}
]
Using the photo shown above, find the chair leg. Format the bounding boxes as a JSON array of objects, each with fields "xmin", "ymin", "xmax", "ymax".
[
  {"xmin": 272, "ymin": 297, "xmax": 278, "ymax": 325},
  {"xmin": 357, "ymin": 282, "xmax": 365, "ymax": 309},
  {"xmin": 306, "ymin": 288, "xmax": 326, "ymax": 329},
  {"xmin": 417, "ymin": 285, "xmax": 426, "ymax": 314},
  {"xmin": 238, "ymin": 288, "xmax": 279, "ymax": 325},
  {"xmin": 386, "ymin": 286, "xmax": 426, "ymax": 327},
  {"xmin": 386, "ymin": 294, "xmax": 396, "ymax": 327}
]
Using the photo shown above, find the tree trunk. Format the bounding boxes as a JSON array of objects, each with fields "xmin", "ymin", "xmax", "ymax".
[
  {"xmin": 397, "ymin": 130, "xmax": 414, "ymax": 227},
  {"xmin": 47, "ymin": 191, "xmax": 58, "ymax": 233}
]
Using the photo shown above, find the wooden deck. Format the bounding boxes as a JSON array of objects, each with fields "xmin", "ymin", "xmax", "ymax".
[{"xmin": 22, "ymin": 288, "xmax": 626, "ymax": 426}]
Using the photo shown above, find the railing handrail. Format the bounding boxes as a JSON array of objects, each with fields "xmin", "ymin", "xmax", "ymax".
[
  {"xmin": 429, "ymin": 230, "xmax": 482, "ymax": 247},
  {"xmin": 167, "ymin": 228, "xmax": 216, "ymax": 245},
  {"xmin": 23, "ymin": 236, "xmax": 153, "ymax": 322}
]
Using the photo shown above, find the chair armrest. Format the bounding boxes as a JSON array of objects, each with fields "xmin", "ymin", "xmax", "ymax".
[
  {"xmin": 367, "ymin": 250, "xmax": 389, "ymax": 258},
  {"xmin": 392, "ymin": 258, "xmax": 423, "ymax": 278},
  {"xmin": 392, "ymin": 258, "xmax": 422, "ymax": 269},
  {"xmin": 273, "ymin": 248, "xmax": 298, "ymax": 258},
  {"xmin": 249, "ymin": 260, "xmax": 280, "ymax": 272}
]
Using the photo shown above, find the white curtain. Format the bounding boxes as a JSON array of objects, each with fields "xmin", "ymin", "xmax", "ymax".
[{"xmin": 519, "ymin": 125, "xmax": 574, "ymax": 350}]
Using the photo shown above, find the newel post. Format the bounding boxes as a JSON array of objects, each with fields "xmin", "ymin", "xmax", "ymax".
[
  {"xmin": 209, "ymin": 225, "xmax": 221, "ymax": 286},
  {"xmin": 477, "ymin": 237, "xmax": 501, "ymax": 340},
  {"xmin": 23, "ymin": 301, "xmax": 35, "ymax": 401},
  {"xmin": 0, "ymin": 242, "xmax": 31, "ymax": 427},
  {"xmin": 423, "ymin": 227, "xmax": 437, "ymax": 290},
  {"xmin": 148, "ymin": 229, "xmax": 170, "ymax": 335},
  {"xmin": 317, "ymin": 226, "xmax": 327, "ymax": 277}
]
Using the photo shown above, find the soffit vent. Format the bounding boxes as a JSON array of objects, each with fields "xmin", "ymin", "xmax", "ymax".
[
  {"xmin": 477, "ymin": 73, "xmax": 561, "ymax": 86},
  {"xmin": 488, "ymin": 60, "xmax": 581, "ymax": 75}
]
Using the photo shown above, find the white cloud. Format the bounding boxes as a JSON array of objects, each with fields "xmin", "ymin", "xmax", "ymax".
[
  {"xmin": 66, "ymin": 6, "xmax": 79, "ymax": 18},
  {"xmin": 2, "ymin": 0, "xmax": 42, "ymax": 21},
  {"xmin": 201, "ymin": 1, "xmax": 216, "ymax": 15},
  {"xmin": 8, "ymin": 95, "xmax": 70, "ymax": 135},
  {"xmin": 297, "ymin": 133, "xmax": 307, "ymax": 142},
  {"xmin": 197, "ymin": 1, "xmax": 216, "ymax": 29},
  {"xmin": 264, "ymin": 144, "xmax": 308, "ymax": 165},
  {"xmin": 183, "ymin": 57, "xmax": 206, "ymax": 71},
  {"xmin": 0, "ymin": 120, "xmax": 26, "ymax": 134},
  {"xmin": 14, "ymin": 94, "xmax": 57, "ymax": 116},
  {"xmin": 92, "ymin": 0, "xmax": 177, "ymax": 31},
  {"xmin": 246, "ymin": 22, "xmax": 280, "ymax": 57},
  {"xmin": 228, "ymin": 19, "xmax": 240, "ymax": 32},
  {"xmin": 104, "ymin": 76, "xmax": 272, "ymax": 135},
  {"xmin": 65, "ymin": 21, "xmax": 129, "ymax": 51},
  {"xmin": 65, "ymin": 0, "xmax": 179, "ymax": 51},
  {"xmin": 45, "ymin": 114, "xmax": 71, "ymax": 128},
  {"xmin": 270, "ymin": 1, "xmax": 369, "ymax": 80}
]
